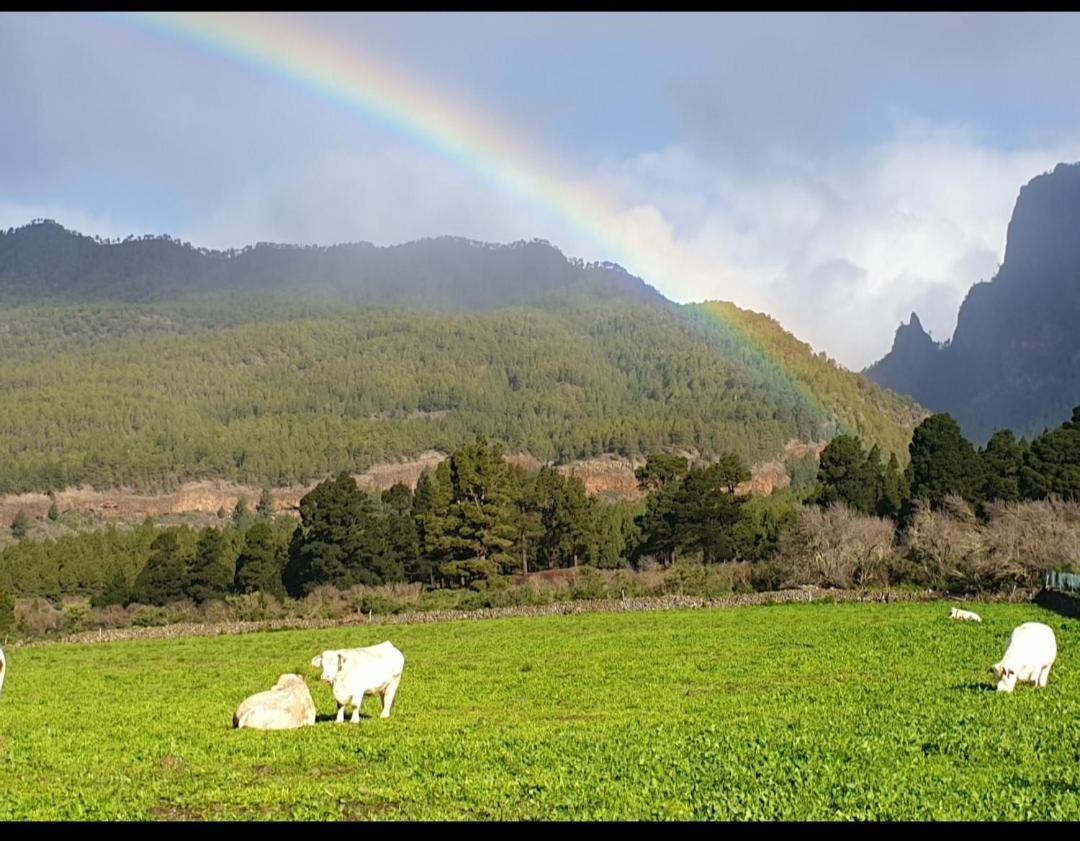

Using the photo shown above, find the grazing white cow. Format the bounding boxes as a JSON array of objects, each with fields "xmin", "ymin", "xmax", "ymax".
[
  {"xmin": 233, "ymin": 673, "xmax": 317, "ymax": 730},
  {"xmin": 312, "ymin": 641, "xmax": 404, "ymax": 723},
  {"xmin": 949, "ymin": 607, "xmax": 982, "ymax": 623},
  {"xmin": 990, "ymin": 622, "xmax": 1058, "ymax": 693},
  {"xmin": 0, "ymin": 646, "xmax": 5, "ymax": 697}
]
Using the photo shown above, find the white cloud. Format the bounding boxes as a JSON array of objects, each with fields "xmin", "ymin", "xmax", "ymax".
[{"xmin": 581, "ymin": 121, "xmax": 1080, "ymax": 369}]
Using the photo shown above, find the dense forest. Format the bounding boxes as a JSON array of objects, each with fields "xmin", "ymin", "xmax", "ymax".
[
  {"xmin": 0, "ymin": 222, "xmax": 923, "ymax": 494},
  {"xmin": 5, "ymin": 403, "xmax": 1080, "ymax": 631}
]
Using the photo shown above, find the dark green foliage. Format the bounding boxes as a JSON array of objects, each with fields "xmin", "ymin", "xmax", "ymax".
[
  {"xmin": 187, "ymin": 527, "xmax": 233, "ymax": 604},
  {"xmin": 91, "ymin": 567, "xmax": 130, "ymax": 608},
  {"xmin": 231, "ymin": 499, "xmax": 250, "ymax": 527},
  {"xmin": 284, "ymin": 472, "xmax": 394, "ymax": 596},
  {"xmin": 1021, "ymin": 407, "xmax": 1080, "ymax": 501},
  {"xmin": 532, "ymin": 467, "xmax": 596, "ymax": 569},
  {"xmin": 0, "ymin": 298, "xmax": 921, "ymax": 495},
  {"xmin": 47, "ymin": 493, "xmax": 59, "ymax": 522},
  {"xmin": 634, "ymin": 453, "xmax": 690, "ymax": 492},
  {"xmin": 814, "ymin": 434, "xmax": 885, "ymax": 516},
  {"xmin": 980, "ymin": 430, "xmax": 1026, "ymax": 504},
  {"xmin": 878, "ymin": 453, "xmax": 909, "ymax": 518},
  {"xmin": 437, "ymin": 438, "xmax": 520, "ymax": 584},
  {"xmin": 732, "ymin": 490, "xmax": 798, "ymax": 562},
  {"xmin": 673, "ymin": 463, "xmax": 747, "ymax": 563},
  {"xmin": 233, "ymin": 522, "xmax": 284, "ymax": 598},
  {"xmin": 382, "ymin": 483, "xmax": 422, "ymax": 582},
  {"xmin": 0, "ymin": 587, "xmax": 14, "ymax": 636},
  {"xmin": 634, "ymin": 481, "xmax": 682, "ymax": 566},
  {"xmin": 131, "ymin": 529, "xmax": 191, "ymax": 606},
  {"xmin": 256, "ymin": 486, "xmax": 274, "ymax": 519},
  {"xmin": 10, "ymin": 511, "xmax": 29, "ymax": 540},
  {"xmin": 906, "ymin": 413, "xmax": 985, "ymax": 508}
]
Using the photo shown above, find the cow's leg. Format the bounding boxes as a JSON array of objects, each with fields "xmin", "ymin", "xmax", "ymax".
[
  {"xmin": 335, "ymin": 702, "xmax": 345, "ymax": 724},
  {"xmin": 350, "ymin": 701, "xmax": 361, "ymax": 724},
  {"xmin": 1038, "ymin": 665, "xmax": 1051, "ymax": 687},
  {"xmin": 380, "ymin": 675, "xmax": 402, "ymax": 719}
]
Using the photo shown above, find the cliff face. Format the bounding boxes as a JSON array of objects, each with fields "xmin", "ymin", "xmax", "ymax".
[{"xmin": 864, "ymin": 162, "xmax": 1080, "ymax": 443}]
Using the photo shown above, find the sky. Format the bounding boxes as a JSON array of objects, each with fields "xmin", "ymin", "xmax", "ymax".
[{"xmin": 3, "ymin": 11, "xmax": 1080, "ymax": 369}]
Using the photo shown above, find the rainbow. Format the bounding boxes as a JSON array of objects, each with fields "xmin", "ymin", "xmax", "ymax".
[
  {"xmin": 126, "ymin": 12, "xmax": 666, "ymax": 288},
  {"xmin": 122, "ymin": 12, "xmax": 871, "ymax": 453}
]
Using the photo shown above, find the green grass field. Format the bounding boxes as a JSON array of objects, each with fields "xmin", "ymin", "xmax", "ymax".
[{"xmin": 1, "ymin": 600, "xmax": 1078, "ymax": 821}]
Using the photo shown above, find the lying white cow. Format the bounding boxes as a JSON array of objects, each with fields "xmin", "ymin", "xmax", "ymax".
[
  {"xmin": 312, "ymin": 641, "xmax": 404, "ymax": 723},
  {"xmin": 233, "ymin": 673, "xmax": 317, "ymax": 730},
  {"xmin": 990, "ymin": 622, "xmax": 1058, "ymax": 693},
  {"xmin": 0, "ymin": 646, "xmax": 5, "ymax": 697},
  {"xmin": 949, "ymin": 607, "xmax": 982, "ymax": 623}
]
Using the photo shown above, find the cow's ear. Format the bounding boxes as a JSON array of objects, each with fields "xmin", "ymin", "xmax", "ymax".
[
  {"xmin": 311, "ymin": 655, "xmax": 322, "ymax": 668},
  {"xmin": 337, "ymin": 653, "xmax": 346, "ymax": 670}
]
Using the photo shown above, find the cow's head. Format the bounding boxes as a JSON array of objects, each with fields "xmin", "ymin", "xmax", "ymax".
[
  {"xmin": 312, "ymin": 650, "xmax": 341, "ymax": 683},
  {"xmin": 990, "ymin": 662, "xmax": 1017, "ymax": 692}
]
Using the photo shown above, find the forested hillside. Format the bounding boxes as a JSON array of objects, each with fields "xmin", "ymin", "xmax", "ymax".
[{"xmin": 0, "ymin": 221, "xmax": 924, "ymax": 495}]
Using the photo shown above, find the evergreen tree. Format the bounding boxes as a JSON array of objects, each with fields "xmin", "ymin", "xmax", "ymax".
[
  {"xmin": 634, "ymin": 453, "xmax": 690, "ymax": 493},
  {"xmin": 1021, "ymin": 406, "xmax": 1080, "ymax": 501},
  {"xmin": 814, "ymin": 434, "xmax": 883, "ymax": 515},
  {"xmin": 674, "ymin": 462, "xmax": 747, "ymax": 563},
  {"xmin": 231, "ymin": 498, "xmax": 250, "ymax": 526},
  {"xmin": 534, "ymin": 466, "xmax": 596, "ymax": 569},
  {"xmin": 0, "ymin": 587, "xmax": 15, "ymax": 637},
  {"xmin": 877, "ymin": 452, "xmax": 908, "ymax": 518},
  {"xmin": 284, "ymin": 472, "xmax": 386, "ymax": 596},
  {"xmin": 47, "ymin": 492, "xmax": 60, "ymax": 522},
  {"xmin": 10, "ymin": 510, "xmax": 29, "ymax": 540},
  {"xmin": 256, "ymin": 486, "xmax": 274, "ymax": 519},
  {"xmin": 187, "ymin": 527, "xmax": 233, "ymax": 603},
  {"xmin": 438, "ymin": 437, "xmax": 519, "ymax": 583},
  {"xmin": 634, "ymin": 480, "xmax": 682, "ymax": 567},
  {"xmin": 508, "ymin": 467, "xmax": 544, "ymax": 575},
  {"xmin": 979, "ymin": 429, "xmax": 1026, "ymax": 503},
  {"xmin": 131, "ymin": 529, "xmax": 190, "ymax": 606},
  {"xmin": 91, "ymin": 567, "xmax": 130, "ymax": 608},
  {"xmin": 906, "ymin": 413, "xmax": 985, "ymax": 508},
  {"xmin": 234, "ymin": 521, "xmax": 285, "ymax": 597},
  {"xmin": 382, "ymin": 483, "xmax": 421, "ymax": 582}
]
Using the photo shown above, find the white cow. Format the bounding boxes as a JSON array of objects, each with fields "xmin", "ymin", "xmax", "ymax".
[
  {"xmin": 949, "ymin": 607, "xmax": 982, "ymax": 622},
  {"xmin": 990, "ymin": 622, "xmax": 1058, "ymax": 693},
  {"xmin": 311, "ymin": 641, "xmax": 404, "ymax": 723},
  {"xmin": 233, "ymin": 673, "xmax": 317, "ymax": 730},
  {"xmin": 0, "ymin": 646, "xmax": 5, "ymax": 697}
]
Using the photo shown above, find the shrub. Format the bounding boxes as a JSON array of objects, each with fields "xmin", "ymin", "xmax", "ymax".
[{"xmin": 775, "ymin": 503, "xmax": 897, "ymax": 589}]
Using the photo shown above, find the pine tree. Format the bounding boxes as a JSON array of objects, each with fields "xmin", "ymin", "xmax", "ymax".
[
  {"xmin": 906, "ymin": 413, "xmax": 985, "ymax": 508},
  {"xmin": 256, "ymin": 486, "xmax": 274, "ymax": 519},
  {"xmin": 10, "ymin": 510, "xmax": 29, "ymax": 540},
  {"xmin": 878, "ymin": 452, "xmax": 908, "ymax": 518},
  {"xmin": 234, "ymin": 521, "xmax": 285, "ymax": 597},
  {"xmin": 131, "ymin": 530, "xmax": 191, "ymax": 606},
  {"xmin": 91, "ymin": 567, "xmax": 130, "ymax": 608},
  {"xmin": 187, "ymin": 527, "xmax": 233, "ymax": 603},
  {"xmin": 0, "ymin": 587, "xmax": 15, "ymax": 636}
]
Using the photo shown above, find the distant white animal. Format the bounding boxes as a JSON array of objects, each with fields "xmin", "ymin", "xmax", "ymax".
[
  {"xmin": 990, "ymin": 622, "xmax": 1058, "ymax": 693},
  {"xmin": 312, "ymin": 641, "xmax": 404, "ymax": 723},
  {"xmin": 0, "ymin": 646, "xmax": 5, "ymax": 696},
  {"xmin": 233, "ymin": 673, "xmax": 317, "ymax": 730},
  {"xmin": 949, "ymin": 607, "xmax": 982, "ymax": 622}
]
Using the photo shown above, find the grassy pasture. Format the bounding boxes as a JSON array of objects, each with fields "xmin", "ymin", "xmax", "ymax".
[{"xmin": 0, "ymin": 600, "xmax": 1078, "ymax": 821}]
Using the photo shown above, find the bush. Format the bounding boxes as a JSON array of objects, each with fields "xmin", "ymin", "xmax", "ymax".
[
  {"xmin": 775, "ymin": 503, "xmax": 897, "ymax": 589},
  {"xmin": 130, "ymin": 605, "xmax": 169, "ymax": 627},
  {"xmin": 567, "ymin": 567, "xmax": 603, "ymax": 600},
  {"xmin": 224, "ymin": 591, "xmax": 283, "ymax": 622},
  {"xmin": 17, "ymin": 598, "xmax": 65, "ymax": 637}
]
